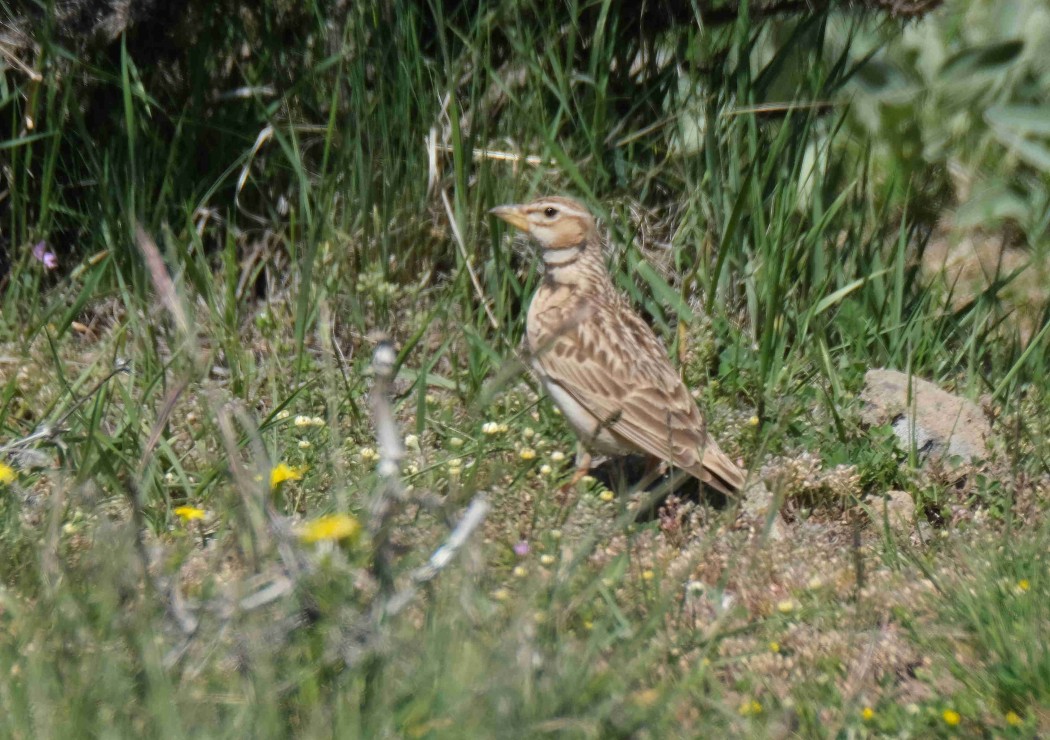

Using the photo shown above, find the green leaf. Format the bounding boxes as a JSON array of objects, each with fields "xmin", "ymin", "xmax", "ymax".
[
  {"xmin": 939, "ymin": 40, "xmax": 1024, "ymax": 79},
  {"xmin": 985, "ymin": 105, "xmax": 1050, "ymax": 137},
  {"xmin": 955, "ymin": 184, "xmax": 1031, "ymax": 228},
  {"xmin": 989, "ymin": 125, "xmax": 1050, "ymax": 171}
]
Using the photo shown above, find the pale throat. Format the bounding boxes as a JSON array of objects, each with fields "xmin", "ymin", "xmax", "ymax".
[{"xmin": 542, "ymin": 244, "xmax": 583, "ymax": 266}]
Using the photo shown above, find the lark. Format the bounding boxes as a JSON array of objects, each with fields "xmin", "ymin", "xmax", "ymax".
[{"xmin": 490, "ymin": 196, "xmax": 746, "ymax": 496}]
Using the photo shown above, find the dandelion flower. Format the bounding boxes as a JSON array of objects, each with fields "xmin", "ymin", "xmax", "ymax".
[
  {"xmin": 270, "ymin": 463, "xmax": 305, "ymax": 488},
  {"xmin": 631, "ymin": 688, "xmax": 659, "ymax": 708},
  {"xmin": 298, "ymin": 513, "xmax": 360, "ymax": 544},
  {"xmin": 1017, "ymin": 579, "xmax": 1030, "ymax": 592},
  {"xmin": 0, "ymin": 462, "xmax": 15, "ymax": 485},
  {"xmin": 599, "ymin": 489, "xmax": 614, "ymax": 502},
  {"xmin": 769, "ymin": 641, "xmax": 780, "ymax": 653},
  {"xmin": 942, "ymin": 709, "xmax": 960, "ymax": 726},
  {"xmin": 747, "ymin": 415, "xmax": 760, "ymax": 427},
  {"xmin": 173, "ymin": 506, "xmax": 206, "ymax": 522},
  {"xmin": 1005, "ymin": 711, "xmax": 1022, "ymax": 726},
  {"xmin": 738, "ymin": 699, "xmax": 762, "ymax": 716},
  {"xmin": 641, "ymin": 570, "xmax": 655, "ymax": 581},
  {"xmin": 861, "ymin": 707, "xmax": 874, "ymax": 721},
  {"xmin": 519, "ymin": 448, "xmax": 536, "ymax": 461}
]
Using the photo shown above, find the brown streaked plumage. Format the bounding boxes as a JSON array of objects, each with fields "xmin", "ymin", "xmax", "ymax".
[{"xmin": 490, "ymin": 195, "xmax": 746, "ymax": 496}]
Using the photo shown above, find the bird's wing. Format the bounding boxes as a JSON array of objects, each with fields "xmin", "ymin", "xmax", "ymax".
[{"xmin": 532, "ymin": 297, "xmax": 745, "ymax": 494}]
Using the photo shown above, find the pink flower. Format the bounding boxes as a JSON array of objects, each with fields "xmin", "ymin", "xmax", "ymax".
[
  {"xmin": 513, "ymin": 540, "xmax": 529, "ymax": 557},
  {"xmin": 32, "ymin": 241, "xmax": 57, "ymax": 269}
]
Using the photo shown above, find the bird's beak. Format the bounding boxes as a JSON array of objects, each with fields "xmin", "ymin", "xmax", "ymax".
[{"xmin": 489, "ymin": 204, "xmax": 530, "ymax": 233}]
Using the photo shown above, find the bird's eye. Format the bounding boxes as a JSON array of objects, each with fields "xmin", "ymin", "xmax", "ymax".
[{"xmin": 544, "ymin": 207, "xmax": 558, "ymax": 218}]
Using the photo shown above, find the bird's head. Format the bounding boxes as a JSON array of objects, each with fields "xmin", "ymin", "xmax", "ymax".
[{"xmin": 489, "ymin": 196, "xmax": 597, "ymax": 257}]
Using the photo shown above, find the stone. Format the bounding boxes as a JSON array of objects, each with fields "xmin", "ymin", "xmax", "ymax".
[
  {"xmin": 860, "ymin": 368, "xmax": 992, "ymax": 466},
  {"xmin": 877, "ymin": 489, "xmax": 916, "ymax": 533}
]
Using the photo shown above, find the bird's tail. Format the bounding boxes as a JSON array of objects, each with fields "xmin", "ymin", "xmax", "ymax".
[{"xmin": 696, "ymin": 442, "xmax": 747, "ymax": 497}]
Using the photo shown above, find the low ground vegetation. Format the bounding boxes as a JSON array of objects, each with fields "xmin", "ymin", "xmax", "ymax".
[{"xmin": 0, "ymin": 1, "xmax": 1048, "ymax": 736}]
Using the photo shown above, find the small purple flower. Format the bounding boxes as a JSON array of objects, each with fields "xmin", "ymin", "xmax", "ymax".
[
  {"xmin": 32, "ymin": 241, "xmax": 57, "ymax": 270},
  {"xmin": 513, "ymin": 540, "xmax": 529, "ymax": 557}
]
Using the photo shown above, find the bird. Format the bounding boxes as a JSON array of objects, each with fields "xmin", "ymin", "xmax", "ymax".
[{"xmin": 489, "ymin": 195, "xmax": 746, "ymax": 497}]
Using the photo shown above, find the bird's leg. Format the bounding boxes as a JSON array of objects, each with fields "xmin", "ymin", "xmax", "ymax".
[
  {"xmin": 613, "ymin": 456, "xmax": 628, "ymax": 497},
  {"xmin": 625, "ymin": 455, "xmax": 667, "ymax": 495},
  {"xmin": 568, "ymin": 446, "xmax": 593, "ymax": 487},
  {"xmin": 556, "ymin": 445, "xmax": 592, "ymax": 504},
  {"xmin": 633, "ymin": 456, "xmax": 668, "ymax": 493}
]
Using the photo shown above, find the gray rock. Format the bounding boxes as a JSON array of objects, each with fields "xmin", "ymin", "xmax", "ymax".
[
  {"xmin": 877, "ymin": 489, "xmax": 916, "ymax": 533},
  {"xmin": 860, "ymin": 368, "xmax": 992, "ymax": 465}
]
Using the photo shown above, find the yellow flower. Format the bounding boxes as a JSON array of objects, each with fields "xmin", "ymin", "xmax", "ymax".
[
  {"xmin": 631, "ymin": 688, "xmax": 660, "ymax": 708},
  {"xmin": 173, "ymin": 506, "xmax": 206, "ymax": 522},
  {"xmin": 942, "ymin": 709, "xmax": 960, "ymax": 726},
  {"xmin": 738, "ymin": 699, "xmax": 762, "ymax": 716},
  {"xmin": 769, "ymin": 641, "xmax": 780, "ymax": 653},
  {"xmin": 1005, "ymin": 711, "xmax": 1022, "ymax": 727},
  {"xmin": 1017, "ymin": 579, "xmax": 1030, "ymax": 592},
  {"xmin": 641, "ymin": 569, "xmax": 655, "ymax": 581},
  {"xmin": 862, "ymin": 706, "xmax": 874, "ymax": 721},
  {"xmin": 519, "ymin": 448, "xmax": 536, "ymax": 461},
  {"xmin": 599, "ymin": 490, "xmax": 615, "ymax": 502},
  {"xmin": 297, "ymin": 513, "xmax": 360, "ymax": 544},
  {"xmin": 0, "ymin": 462, "xmax": 14, "ymax": 485},
  {"xmin": 776, "ymin": 599, "xmax": 796, "ymax": 614},
  {"xmin": 747, "ymin": 415, "xmax": 760, "ymax": 427},
  {"xmin": 270, "ymin": 463, "xmax": 305, "ymax": 488}
]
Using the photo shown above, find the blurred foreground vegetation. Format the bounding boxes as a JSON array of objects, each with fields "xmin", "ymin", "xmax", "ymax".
[{"xmin": 0, "ymin": 0, "xmax": 1048, "ymax": 736}]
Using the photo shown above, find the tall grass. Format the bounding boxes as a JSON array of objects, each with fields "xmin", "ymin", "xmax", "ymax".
[{"xmin": 0, "ymin": 0, "xmax": 1047, "ymax": 735}]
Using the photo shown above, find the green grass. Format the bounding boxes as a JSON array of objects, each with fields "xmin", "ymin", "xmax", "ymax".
[{"xmin": 1, "ymin": 0, "xmax": 1049, "ymax": 736}]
